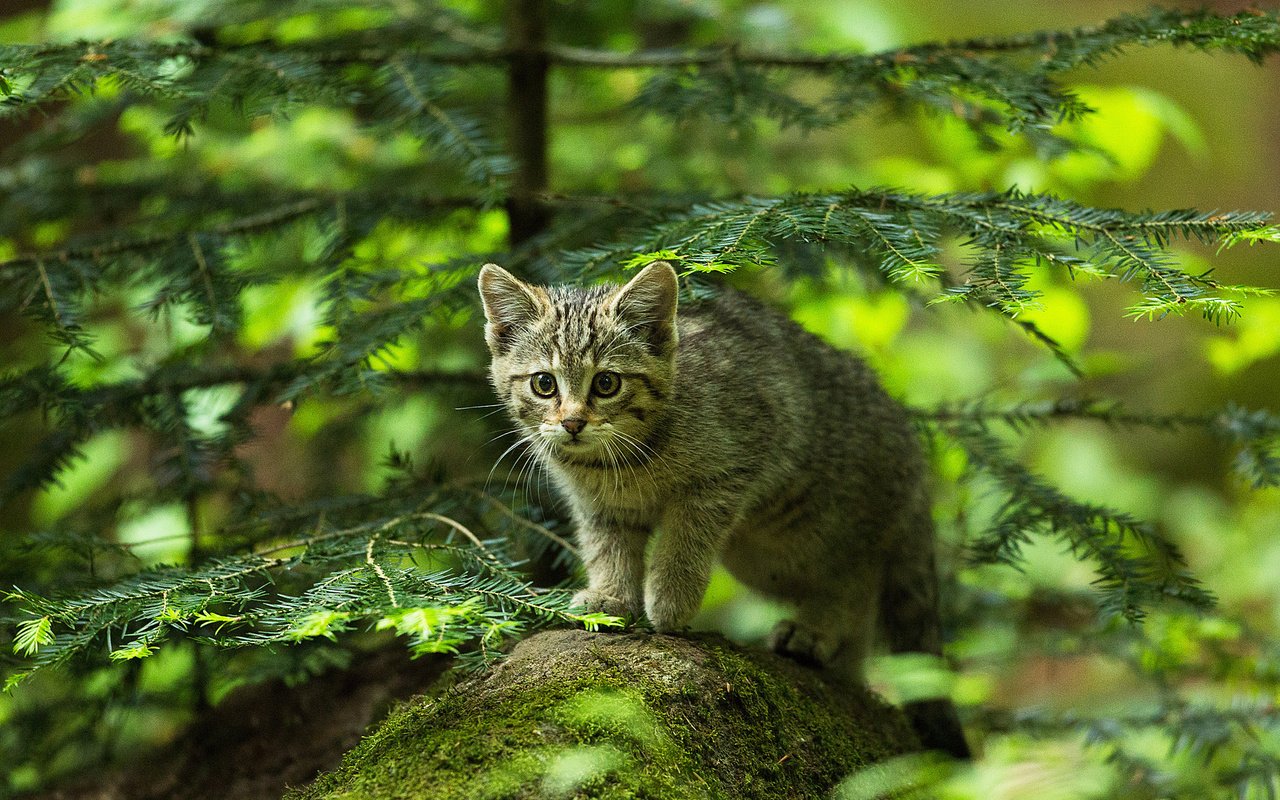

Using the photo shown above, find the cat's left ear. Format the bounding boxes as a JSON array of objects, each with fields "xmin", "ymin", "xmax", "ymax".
[
  {"xmin": 609, "ymin": 261, "xmax": 678, "ymax": 356},
  {"xmin": 478, "ymin": 263, "xmax": 548, "ymax": 355}
]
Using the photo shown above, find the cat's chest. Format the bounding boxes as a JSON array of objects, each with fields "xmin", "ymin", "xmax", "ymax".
[{"xmin": 550, "ymin": 460, "xmax": 666, "ymax": 513}]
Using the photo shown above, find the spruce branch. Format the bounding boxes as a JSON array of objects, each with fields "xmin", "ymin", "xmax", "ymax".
[
  {"xmin": 3, "ymin": 495, "xmax": 610, "ymax": 685},
  {"xmin": 379, "ymin": 56, "xmax": 513, "ymax": 203},
  {"xmin": 624, "ymin": 8, "xmax": 1280, "ymax": 135},
  {"xmin": 6, "ymin": 8, "xmax": 1276, "ymax": 73},
  {"xmin": 1, "ymin": 4, "xmax": 1275, "ymax": 791},
  {"xmin": 558, "ymin": 187, "xmax": 1273, "ymax": 325},
  {"xmin": 4, "ymin": 9, "xmax": 1275, "ymax": 145},
  {"xmin": 1, "ymin": 44, "xmax": 511, "ymax": 191},
  {"xmin": 915, "ymin": 398, "xmax": 1280, "ymax": 488},
  {"xmin": 1006, "ymin": 317, "xmax": 1084, "ymax": 377},
  {"xmin": 937, "ymin": 420, "xmax": 1215, "ymax": 620},
  {"xmin": 0, "ymin": 195, "xmax": 483, "ymax": 275},
  {"xmin": 0, "ymin": 193, "xmax": 488, "ymax": 356},
  {"xmin": 980, "ymin": 700, "xmax": 1280, "ymax": 797},
  {"xmin": 0, "ymin": 360, "xmax": 487, "ymax": 503},
  {"xmin": 5, "ymin": 186, "xmax": 1268, "ymax": 332},
  {"xmin": 1, "ymin": 183, "xmax": 1272, "ymax": 503},
  {"xmin": 0, "ymin": 361, "xmax": 486, "ymax": 427},
  {"xmin": 560, "ymin": 8, "xmax": 1280, "ymax": 68}
]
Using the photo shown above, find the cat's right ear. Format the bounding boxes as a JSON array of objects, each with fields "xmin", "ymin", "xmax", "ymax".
[{"xmin": 478, "ymin": 264, "xmax": 547, "ymax": 355}]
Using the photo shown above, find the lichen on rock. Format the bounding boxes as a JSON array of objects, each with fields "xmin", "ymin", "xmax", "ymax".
[{"xmin": 289, "ymin": 629, "xmax": 920, "ymax": 799}]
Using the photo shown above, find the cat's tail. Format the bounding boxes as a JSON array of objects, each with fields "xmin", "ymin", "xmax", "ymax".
[
  {"xmin": 880, "ymin": 510, "xmax": 972, "ymax": 760},
  {"xmin": 899, "ymin": 698, "xmax": 970, "ymax": 761}
]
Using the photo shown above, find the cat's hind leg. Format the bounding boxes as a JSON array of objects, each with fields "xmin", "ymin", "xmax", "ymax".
[{"xmin": 767, "ymin": 588, "xmax": 879, "ymax": 681}]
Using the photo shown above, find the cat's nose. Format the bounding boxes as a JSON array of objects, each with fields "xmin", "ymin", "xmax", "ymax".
[{"xmin": 561, "ymin": 418, "xmax": 587, "ymax": 436}]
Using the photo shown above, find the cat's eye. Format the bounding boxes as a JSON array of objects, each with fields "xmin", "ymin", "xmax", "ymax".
[
  {"xmin": 592, "ymin": 371, "xmax": 621, "ymax": 397},
  {"xmin": 531, "ymin": 372, "xmax": 557, "ymax": 397}
]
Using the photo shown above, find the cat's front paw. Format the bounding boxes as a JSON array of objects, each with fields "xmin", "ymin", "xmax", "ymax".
[
  {"xmin": 571, "ymin": 589, "xmax": 637, "ymax": 622},
  {"xmin": 644, "ymin": 589, "xmax": 701, "ymax": 633},
  {"xmin": 767, "ymin": 619, "xmax": 839, "ymax": 668}
]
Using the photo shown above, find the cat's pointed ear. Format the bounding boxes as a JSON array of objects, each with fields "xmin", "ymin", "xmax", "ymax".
[
  {"xmin": 609, "ymin": 261, "xmax": 678, "ymax": 355},
  {"xmin": 478, "ymin": 263, "xmax": 547, "ymax": 355}
]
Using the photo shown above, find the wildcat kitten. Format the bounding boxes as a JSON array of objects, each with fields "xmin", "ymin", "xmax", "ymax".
[{"xmin": 478, "ymin": 261, "xmax": 969, "ymax": 758}]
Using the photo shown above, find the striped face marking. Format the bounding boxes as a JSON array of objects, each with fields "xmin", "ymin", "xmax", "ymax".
[{"xmin": 480, "ymin": 264, "xmax": 678, "ymax": 470}]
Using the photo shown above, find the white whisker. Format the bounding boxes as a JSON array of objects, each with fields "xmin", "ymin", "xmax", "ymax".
[
  {"xmin": 611, "ymin": 426, "xmax": 679, "ymax": 476},
  {"xmin": 482, "ymin": 427, "xmax": 527, "ymax": 447},
  {"xmin": 506, "ymin": 440, "xmax": 541, "ymax": 498},
  {"xmin": 485, "ymin": 434, "xmax": 532, "ymax": 494},
  {"xmin": 463, "ymin": 425, "xmax": 525, "ymax": 468}
]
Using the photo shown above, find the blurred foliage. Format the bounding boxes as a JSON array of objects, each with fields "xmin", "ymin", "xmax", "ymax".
[{"xmin": 1, "ymin": 0, "xmax": 1279, "ymax": 798}]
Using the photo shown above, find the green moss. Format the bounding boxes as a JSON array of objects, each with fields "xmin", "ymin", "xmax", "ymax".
[{"xmin": 289, "ymin": 630, "xmax": 919, "ymax": 800}]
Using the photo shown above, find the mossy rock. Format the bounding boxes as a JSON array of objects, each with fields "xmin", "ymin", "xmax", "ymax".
[{"xmin": 289, "ymin": 629, "xmax": 920, "ymax": 799}]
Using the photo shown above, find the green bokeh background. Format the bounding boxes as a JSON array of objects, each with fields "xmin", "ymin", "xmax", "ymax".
[{"xmin": 1, "ymin": 0, "xmax": 1278, "ymax": 796}]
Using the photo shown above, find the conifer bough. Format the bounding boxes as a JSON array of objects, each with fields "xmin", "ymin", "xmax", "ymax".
[
  {"xmin": 1, "ymin": 4, "xmax": 1279, "ymax": 796},
  {"xmin": 1, "ymin": 0, "xmax": 1275, "ymax": 665}
]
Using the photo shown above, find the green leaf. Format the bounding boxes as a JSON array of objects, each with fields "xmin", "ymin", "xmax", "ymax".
[
  {"xmin": 193, "ymin": 611, "xmax": 240, "ymax": 623},
  {"xmin": 156, "ymin": 607, "xmax": 186, "ymax": 623},
  {"xmin": 13, "ymin": 616, "xmax": 53, "ymax": 657},
  {"xmin": 194, "ymin": 611, "xmax": 243, "ymax": 630},
  {"xmin": 4, "ymin": 672, "xmax": 32, "ymax": 692},
  {"xmin": 375, "ymin": 602, "xmax": 480, "ymax": 655},
  {"xmin": 109, "ymin": 641, "xmax": 157, "ymax": 661},
  {"xmin": 287, "ymin": 610, "xmax": 353, "ymax": 642},
  {"xmin": 620, "ymin": 250, "xmax": 682, "ymax": 270},
  {"xmin": 571, "ymin": 611, "xmax": 625, "ymax": 632},
  {"xmin": 1219, "ymin": 225, "xmax": 1280, "ymax": 250}
]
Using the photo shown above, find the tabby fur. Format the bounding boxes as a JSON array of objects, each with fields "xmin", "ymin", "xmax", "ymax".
[{"xmin": 478, "ymin": 261, "xmax": 969, "ymax": 757}]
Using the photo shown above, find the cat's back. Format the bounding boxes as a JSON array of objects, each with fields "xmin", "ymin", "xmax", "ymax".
[
  {"xmin": 675, "ymin": 286, "xmax": 887, "ymax": 409},
  {"xmin": 670, "ymin": 285, "xmax": 921, "ymax": 497}
]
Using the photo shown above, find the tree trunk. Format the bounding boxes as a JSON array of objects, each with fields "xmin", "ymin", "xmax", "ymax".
[
  {"xmin": 504, "ymin": 0, "xmax": 551, "ymax": 247},
  {"xmin": 288, "ymin": 629, "xmax": 920, "ymax": 799}
]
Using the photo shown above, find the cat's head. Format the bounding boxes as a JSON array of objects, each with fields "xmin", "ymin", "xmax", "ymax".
[{"xmin": 477, "ymin": 262, "xmax": 678, "ymax": 466}]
